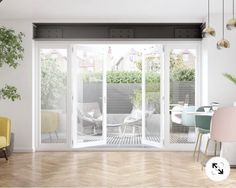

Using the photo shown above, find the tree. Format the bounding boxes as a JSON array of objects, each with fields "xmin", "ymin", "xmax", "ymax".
[
  {"xmin": 170, "ymin": 50, "xmax": 195, "ymax": 81},
  {"xmin": 169, "ymin": 50, "xmax": 184, "ymax": 71},
  {"xmin": 41, "ymin": 52, "xmax": 67, "ymax": 109},
  {"xmin": 0, "ymin": 27, "xmax": 24, "ymax": 101}
]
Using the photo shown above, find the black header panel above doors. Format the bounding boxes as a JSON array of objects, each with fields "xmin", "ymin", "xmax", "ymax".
[{"xmin": 33, "ymin": 23, "xmax": 203, "ymax": 39}]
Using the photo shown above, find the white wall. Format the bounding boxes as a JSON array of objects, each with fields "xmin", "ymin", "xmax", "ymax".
[
  {"xmin": 203, "ymin": 14, "xmax": 236, "ymax": 106},
  {"xmin": 201, "ymin": 14, "xmax": 236, "ymax": 164},
  {"xmin": 0, "ymin": 15, "xmax": 236, "ymax": 152},
  {"xmin": 0, "ymin": 21, "xmax": 34, "ymax": 151}
]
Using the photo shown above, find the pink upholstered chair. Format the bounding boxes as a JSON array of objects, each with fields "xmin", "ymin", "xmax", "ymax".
[{"xmin": 204, "ymin": 107, "xmax": 236, "ymax": 158}]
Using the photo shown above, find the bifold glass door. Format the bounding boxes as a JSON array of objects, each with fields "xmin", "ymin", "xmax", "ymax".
[
  {"xmin": 166, "ymin": 45, "xmax": 198, "ymax": 148},
  {"xmin": 71, "ymin": 44, "xmax": 164, "ymax": 148},
  {"xmin": 142, "ymin": 45, "xmax": 164, "ymax": 147},
  {"xmin": 72, "ymin": 45, "xmax": 107, "ymax": 147},
  {"xmin": 39, "ymin": 48, "xmax": 68, "ymax": 146},
  {"xmin": 38, "ymin": 42, "xmax": 201, "ymax": 150}
]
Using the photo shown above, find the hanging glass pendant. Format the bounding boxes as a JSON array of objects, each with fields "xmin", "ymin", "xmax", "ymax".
[
  {"xmin": 226, "ymin": 0, "xmax": 236, "ymax": 30},
  {"xmin": 217, "ymin": 0, "xmax": 230, "ymax": 49},
  {"xmin": 226, "ymin": 18, "xmax": 236, "ymax": 30},
  {"xmin": 217, "ymin": 39, "xmax": 230, "ymax": 49},
  {"xmin": 202, "ymin": 27, "xmax": 216, "ymax": 37},
  {"xmin": 203, "ymin": 0, "xmax": 216, "ymax": 37}
]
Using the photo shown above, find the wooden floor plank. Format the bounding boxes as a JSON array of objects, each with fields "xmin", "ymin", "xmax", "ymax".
[{"xmin": 0, "ymin": 152, "xmax": 236, "ymax": 187}]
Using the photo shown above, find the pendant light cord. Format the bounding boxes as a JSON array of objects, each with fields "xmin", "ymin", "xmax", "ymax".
[
  {"xmin": 233, "ymin": 0, "xmax": 235, "ymax": 19},
  {"xmin": 223, "ymin": 0, "xmax": 225, "ymax": 39},
  {"xmin": 208, "ymin": 0, "xmax": 210, "ymax": 26}
]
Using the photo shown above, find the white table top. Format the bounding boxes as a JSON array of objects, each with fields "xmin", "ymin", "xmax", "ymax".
[{"xmin": 185, "ymin": 111, "xmax": 214, "ymax": 116}]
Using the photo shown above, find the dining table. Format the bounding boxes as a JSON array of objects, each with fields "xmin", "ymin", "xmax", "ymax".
[
  {"xmin": 185, "ymin": 111, "xmax": 214, "ymax": 116},
  {"xmin": 186, "ymin": 110, "xmax": 236, "ymax": 165}
]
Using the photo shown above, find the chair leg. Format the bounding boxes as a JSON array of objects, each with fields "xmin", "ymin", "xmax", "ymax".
[
  {"xmin": 193, "ymin": 132, "xmax": 200, "ymax": 159},
  {"xmin": 202, "ymin": 137, "xmax": 210, "ymax": 166},
  {"xmin": 132, "ymin": 126, "xmax": 135, "ymax": 137},
  {"xmin": 93, "ymin": 125, "xmax": 97, "ymax": 135},
  {"xmin": 119, "ymin": 125, "xmax": 127, "ymax": 146},
  {"xmin": 197, "ymin": 133, "xmax": 203, "ymax": 161},
  {"xmin": 2, "ymin": 149, "xmax": 8, "ymax": 160},
  {"xmin": 122, "ymin": 125, "xmax": 127, "ymax": 137},
  {"xmin": 214, "ymin": 141, "xmax": 217, "ymax": 156},
  {"xmin": 49, "ymin": 133, "xmax": 52, "ymax": 142},
  {"xmin": 118, "ymin": 127, "xmax": 122, "ymax": 137},
  {"xmin": 55, "ymin": 131, "xmax": 59, "ymax": 141},
  {"xmin": 219, "ymin": 142, "xmax": 222, "ymax": 156}
]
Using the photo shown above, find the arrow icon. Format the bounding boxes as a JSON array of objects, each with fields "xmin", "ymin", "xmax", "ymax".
[
  {"xmin": 218, "ymin": 169, "xmax": 224, "ymax": 175},
  {"xmin": 212, "ymin": 163, "xmax": 218, "ymax": 169}
]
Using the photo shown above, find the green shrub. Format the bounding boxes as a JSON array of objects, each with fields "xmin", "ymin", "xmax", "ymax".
[
  {"xmin": 171, "ymin": 67, "xmax": 195, "ymax": 81},
  {"xmin": 130, "ymin": 86, "xmax": 160, "ymax": 110},
  {"xmin": 83, "ymin": 71, "xmax": 160, "ymax": 84},
  {"xmin": 107, "ymin": 71, "xmax": 142, "ymax": 83},
  {"xmin": 146, "ymin": 72, "xmax": 160, "ymax": 83},
  {"xmin": 130, "ymin": 82, "xmax": 160, "ymax": 109}
]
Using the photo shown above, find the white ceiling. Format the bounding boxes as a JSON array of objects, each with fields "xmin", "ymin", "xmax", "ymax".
[{"xmin": 0, "ymin": 0, "xmax": 233, "ymax": 22}]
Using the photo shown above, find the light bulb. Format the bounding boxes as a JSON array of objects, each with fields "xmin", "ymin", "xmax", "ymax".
[
  {"xmin": 226, "ymin": 18, "xmax": 236, "ymax": 30},
  {"xmin": 202, "ymin": 27, "xmax": 216, "ymax": 38},
  {"xmin": 217, "ymin": 39, "xmax": 230, "ymax": 49}
]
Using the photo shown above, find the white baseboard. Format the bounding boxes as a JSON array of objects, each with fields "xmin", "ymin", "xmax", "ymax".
[{"xmin": 13, "ymin": 148, "xmax": 35, "ymax": 152}]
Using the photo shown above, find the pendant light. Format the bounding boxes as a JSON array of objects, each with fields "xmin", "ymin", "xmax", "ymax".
[
  {"xmin": 227, "ymin": 0, "xmax": 236, "ymax": 30},
  {"xmin": 202, "ymin": 0, "xmax": 216, "ymax": 37},
  {"xmin": 217, "ymin": 0, "xmax": 230, "ymax": 49}
]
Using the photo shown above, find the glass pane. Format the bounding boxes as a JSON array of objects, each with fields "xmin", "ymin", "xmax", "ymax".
[
  {"xmin": 40, "ymin": 49, "xmax": 68, "ymax": 144},
  {"xmin": 145, "ymin": 46, "xmax": 161, "ymax": 144},
  {"xmin": 106, "ymin": 45, "xmax": 143, "ymax": 146},
  {"xmin": 74, "ymin": 45, "xmax": 104, "ymax": 143},
  {"xmin": 169, "ymin": 49, "xmax": 196, "ymax": 144}
]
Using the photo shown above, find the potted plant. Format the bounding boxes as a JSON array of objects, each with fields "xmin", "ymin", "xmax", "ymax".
[
  {"xmin": 0, "ymin": 26, "xmax": 24, "ymax": 157},
  {"xmin": 223, "ymin": 73, "xmax": 236, "ymax": 106},
  {"xmin": 0, "ymin": 26, "xmax": 24, "ymax": 100}
]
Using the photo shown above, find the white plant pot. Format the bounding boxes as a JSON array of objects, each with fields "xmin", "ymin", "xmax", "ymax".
[{"xmin": 234, "ymin": 102, "xmax": 236, "ymax": 107}]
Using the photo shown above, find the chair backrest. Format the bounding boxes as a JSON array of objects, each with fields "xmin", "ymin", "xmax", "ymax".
[
  {"xmin": 78, "ymin": 102, "xmax": 102, "ymax": 119},
  {"xmin": 195, "ymin": 106, "xmax": 212, "ymax": 131},
  {"xmin": 182, "ymin": 106, "xmax": 196, "ymax": 127},
  {"xmin": 0, "ymin": 117, "xmax": 11, "ymax": 147},
  {"xmin": 211, "ymin": 107, "xmax": 236, "ymax": 142},
  {"xmin": 41, "ymin": 111, "xmax": 59, "ymax": 133},
  {"xmin": 130, "ymin": 108, "xmax": 142, "ymax": 120},
  {"xmin": 171, "ymin": 105, "xmax": 184, "ymax": 124}
]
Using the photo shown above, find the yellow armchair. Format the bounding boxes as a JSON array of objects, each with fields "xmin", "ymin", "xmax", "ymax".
[
  {"xmin": 0, "ymin": 117, "xmax": 11, "ymax": 160},
  {"xmin": 41, "ymin": 110, "xmax": 59, "ymax": 142}
]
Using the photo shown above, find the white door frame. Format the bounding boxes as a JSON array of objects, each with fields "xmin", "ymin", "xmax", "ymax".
[
  {"xmin": 35, "ymin": 42, "xmax": 72, "ymax": 151},
  {"xmin": 141, "ymin": 45, "xmax": 164, "ymax": 148},
  {"xmin": 163, "ymin": 43, "xmax": 201, "ymax": 151},
  {"xmin": 35, "ymin": 40, "xmax": 201, "ymax": 151},
  {"xmin": 71, "ymin": 44, "xmax": 107, "ymax": 148}
]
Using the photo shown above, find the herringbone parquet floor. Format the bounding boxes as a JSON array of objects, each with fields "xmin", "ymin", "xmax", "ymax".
[{"xmin": 0, "ymin": 152, "xmax": 236, "ymax": 187}]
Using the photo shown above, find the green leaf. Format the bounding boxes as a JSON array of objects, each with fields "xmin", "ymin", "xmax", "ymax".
[
  {"xmin": 0, "ymin": 26, "xmax": 24, "ymax": 101},
  {"xmin": 0, "ymin": 85, "xmax": 21, "ymax": 101},
  {"xmin": 223, "ymin": 73, "xmax": 236, "ymax": 85},
  {"xmin": 0, "ymin": 26, "xmax": 25, "ymax": 68}
]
